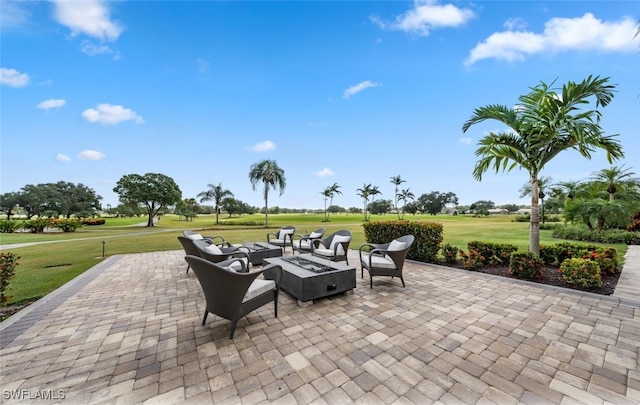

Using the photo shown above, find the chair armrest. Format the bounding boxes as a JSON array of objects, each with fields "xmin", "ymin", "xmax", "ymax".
[
  {"xmin": 218, "ymin": 257, "xmax": 249, "ymax": 273},
  {"xmin": 204, "ymin": 235, "xmax": 225, "ymax": 244},
  {"xmin": 266, "ymin": 232, "xmax": 278, "ymax": 242},
  {"xmin": 257, "ymin": 264, "xmax": 282, "ymax": 286}
]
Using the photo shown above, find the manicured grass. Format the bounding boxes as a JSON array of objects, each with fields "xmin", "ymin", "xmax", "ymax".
[{"xmin": 0, "ymin": 213, "xmax": 628, "ymax": 305}]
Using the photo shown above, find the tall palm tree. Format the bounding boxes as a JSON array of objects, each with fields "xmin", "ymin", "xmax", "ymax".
[
  {"xmin": 321, "ymin": 183, "xmax": 342, "ymax": 221},
  {"xmin": 397, "ymin": 188, "xmax": 415, "ymax": 220},
  {"xmin": 248, "ymin": 159, "xmax": 286, "ymax": 227},
  {"xmin": 590, "ymin": 165, "xmax": 640, "ymax": 202},
  {"xmin": 356, "ymin": 183, "xmax": 373, "ymax": 221},
  {"xmin": 390, "ymin": 175, "xmax": 406, "ymax": 219},
  {"xmin": 197, "ymin": 183, "xmax": 234, "ymax": 225},
  {"xmin": 462, "ymin": 75, "xmax": 624, "ymax": 255}
]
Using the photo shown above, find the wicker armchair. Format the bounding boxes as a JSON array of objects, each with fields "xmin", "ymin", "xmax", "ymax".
[
  {"xmin": 185, "ymin": 255, "xmax": 281, "ymax": 339},
  {"xmin": 359, "ymin": 235, "xmax": 415, "ymax": 288},
  {"xmin": 291, "ymin": 228, "xmax": 326, "ymax": 255},
  {"xmin": 192, "ymin": 239, "xmax": 252, "ymax": 273},
  {"xmin": 266, "ymin": 226, "xmax": 296, "ymax": 253},
  {"xmin": 310, "ymin": 230, "xmax": 352, "ymax": 264}
]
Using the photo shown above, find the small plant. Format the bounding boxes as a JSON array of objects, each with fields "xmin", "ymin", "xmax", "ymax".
[
  {"xmin": 581, "ymin": 249, "xmax": 618, "ymax": 275},
  {"xmin": 459, "ymin": 249, "xmax": 484, "ymax": 270},
  {"xmin": 0, "ymin": 252, "xmax": 20, "ymax": 304},
  {"xmin": 509, "ymin": 251, "xmax": 544, "ymax": 280},
  {"xmin": 560, "ymin": 258, "xmax": 602, "ymax": 289},
  {"xmin": 440, "ymin": 243, "xmax": 460, "ymax": 264},
  {"xmin": 539, "ymin": 244, "xmax": 558, "ymax": 266},
  {"xmin": 22, "ymin": 218, "xmax": 53, "ymax": 233}
]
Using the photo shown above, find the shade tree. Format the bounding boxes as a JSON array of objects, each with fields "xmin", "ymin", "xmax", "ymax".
[{"xmin": 113, "ymin": 173, "xmax": 182, "ymax": 227}]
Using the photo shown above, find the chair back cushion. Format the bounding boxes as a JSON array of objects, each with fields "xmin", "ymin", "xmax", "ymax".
[
  {"xmin": 388, "ymin": 239, "xmax": 406, "ymax": 251},
  {"xmin": 185, "ymin": 232, "xmax": 203, "ymax": 240},
  {"xmin": 279, "ymin": 228, "xmax": 295, "ymax": 237},
  {"xmin": 309, "ymin": 231, "xmax": 323, "ymax": 239},
  {"xmin": 330, "ymin": 235, "xmax": 350, "ymax": 255},
  {"xmin": 204, "ymin": 243, "xmax": 223, "ymax": 255},
  {"xmin": 243, "ymin": 279, "xmax": 276, "ymax": 302},
  {"xmin": 225, "ymin": 257, "xmax": 250, "ymax": 272}
]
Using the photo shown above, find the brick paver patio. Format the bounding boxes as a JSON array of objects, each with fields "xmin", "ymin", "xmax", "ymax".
[{"xmin": 1, "ymin": 248, "xmax": 639, "ymax": 404}]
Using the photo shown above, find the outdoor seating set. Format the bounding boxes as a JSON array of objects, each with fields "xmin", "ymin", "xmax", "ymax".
[{"xmin": 178, "ymin": 227, "xmax": 414, "ymax": 338}]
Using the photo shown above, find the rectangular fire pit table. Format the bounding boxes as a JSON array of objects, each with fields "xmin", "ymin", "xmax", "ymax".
[
  {"xmin": 262, "ymin": 254, "xmax": 356, "ymax": 305},
  {"xmin": 241, "ymin": 242, "xmax": 283, "ymax": 266}
]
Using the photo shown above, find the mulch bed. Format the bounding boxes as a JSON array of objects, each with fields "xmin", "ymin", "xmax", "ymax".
[{"xmin": 439, "ymin": 262, "xmax": 620, "ymax": 296}]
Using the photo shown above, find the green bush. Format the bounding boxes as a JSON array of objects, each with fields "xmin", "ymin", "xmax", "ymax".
[
  {"xmin": 82, "ymin": 218, "xmax": 106, "ymax": 226},
  {"xmin": 218, "ymin": 220, "xmax": 265, "ymax": 226},
  {"xmin": 55, "ymin": 219, "xmax": 83, "ymax": 232},
  {"xmin": 440, "ymin": 243, "xmax": 460, "ymax": 264},
  {"xmin": 539, "ymin": 244, "xmax": 558, "ymax": 265},
  {"xmin": 0, "ymin": 252, "xmax": 20, "ymax": 305},
  {"xmin": 580, "ymin": 248, "xmax": 618, "ymax": 275},
  {"xmin": 467, "ymin": 241, "xmax": 518, "ymax": 266},
  {"xmin": 0, "ymin": 220, "xmax": 20, "ymax": 233},
  {"xmin": 362, "ymin": 220, "xmax": 443, "ymax": 263},
  {"xmin": 552, "ymin": 225, "xmax": 640, "ymax": 245},
  {"xmin": 560, "ymin": 258, "xmax": 602, "ymax": 289},
  {"xmin": 509, "ymin": 251, "xmax": 544, "ymax": 280},
  {"xmin": 22, "ymin": 218, "xmax": 53, "ymax": 233},
  {"xmin": 458, "ymin": 249, "xmax": 484, "ymax": 270}
]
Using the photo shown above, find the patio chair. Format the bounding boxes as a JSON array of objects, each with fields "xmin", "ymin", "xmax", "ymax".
[
  {"xmin": 185, "ymin": 255, "xmax": 282, "ymax": 339},
  {"xmin": 183, "ymin": 229, "xmax": 227, "ymax": 245},
  {"xmin": 192, "ymin": 239, "xmax": 252, "ymax": 273},
  {"xmin": 310, "ymin": 230, "xmax": 352, "ymax": 264},
  {"xmin": 266, "ymin": 226, "xmax": 296, "ymax": 253},
  {"xmin": 291, "ymin": 227, "xmax": 326, "ymax": 255},
  {"xmin": 359, "ymin": 235, "xmax": 415, "ymax": 289}
]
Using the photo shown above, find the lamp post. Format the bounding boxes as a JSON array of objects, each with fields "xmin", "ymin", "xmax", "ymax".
[{"xmin": 102, "ymin": 241, "xmax": 106, "ymax": 258}]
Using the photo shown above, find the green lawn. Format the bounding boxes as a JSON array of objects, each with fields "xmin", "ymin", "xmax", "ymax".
[{"xmin": 0, "ymin": 213, "xmax": 628, "ymax": 305}]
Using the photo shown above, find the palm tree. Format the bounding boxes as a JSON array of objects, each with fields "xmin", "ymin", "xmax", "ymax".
[
  {"xmin": 320, "ymin": 183, "xmax": 342, "ymax": 222},
  {"xmin": 390, "ymin": 175, "xmax": 406, "ymax": 219},
  {"xmin": 462, "ymin": 75, "xmax": 624, "ymax": 255},
  {"xmin": 197, "ymin": 183, "xmax": 234, "ymax": 225},
  {"xmin": 248, "ymin": 159, "xmax": 286, "ymax": 227},
  {"xmin": 397, "ymin": 188, "xmax": 415, "ymax": 220},
  {"xmin": 519, "ymin": 176, "xmax": 552, "ymax": 224},
  {"xmin": 356, "ymin": 183, "xmax": 373, "ymax": 221},
  {"xmin": 590, "ymin": 165, "xmax": 640, "ymax": 202}
]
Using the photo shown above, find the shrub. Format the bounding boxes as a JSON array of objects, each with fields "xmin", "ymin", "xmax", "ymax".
[
  {"xmin": 82, "ymin": 218, "xmax": 106, "ymax": 226},
  {"xmin": 440, "ymin": 243, "xmax": 460, "ymax": 264},
  {"xmin": 580, "ymin": 248, "xmax": 618, "ymax": 275},
  {"xmin": 363, "ymin": 220, "xmax": 443, "ymax": 263},
  {"xmin": 627, "ymin": 211, "xmax": 640, "ymax": 232},
  {"xmin": 552, "ymin": 224, "xmax": 640, "ymax": 245},
  {"xmin": 560, "ymin": 258, "xmax": 602, "ymax": 289},
  {"xmin": 459, "ymin": 249, "xmax": 484, "ymax": 270},
  {"xmin": 22, "ymin": 218, "xmax": 53, "ymax": 233},
  {"xmin": 467, "ymin": 241, "xmax": 518, "ymax": 266},
  {"xmin": 539, "ymin": 244, "xmax": 558, "ymax": 265},
  {"xmin": 218, "ymin": 220, "xmax": 265, "ymax": 226},
  {"xmin": 509, "ymin": 251, "xmax": 544, "ymax": 280},
  {"xmin": 0, "ymin": 220, "xmax": 20, "ymax": 233},
  {"xmin": 0, "ymin": 252, "xmax": 20, "ymax": 305},
  {"xmin": 55, "ymin": 219, "xmax": 83, "ymax": 232}
]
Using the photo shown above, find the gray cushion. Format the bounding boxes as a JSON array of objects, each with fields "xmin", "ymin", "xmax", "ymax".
[
  {"xmin": 388, "ymin": 239, "xmax": 406, "ymax": 251},
  {"xmin": 330, "ymin": 235, "xmax": 350, "ymax": 255},
  {"xmin": 361, "ymin": 253, "xmax": 396, "ymax": 269},
  {"xmin": 313, "ymin": 248, "xmax": 335, "ymax": 257},
  {"xmin": 203, "ymin": 243, "xmax": 223, "ymax": 255},
  {"xmin": 224, "ymin": 257, "xmax": 250, "ymax": 272},
  {"xmin": 243, "ymin": 278, "xmax": 276, "ymax": 302},
  {"xmin": 185, "ymin": 233, "xmax": 203, "ymax": 240},
  {"xmin": 309, "ymin": 231, "xmax": 323, "ymax": 238}
]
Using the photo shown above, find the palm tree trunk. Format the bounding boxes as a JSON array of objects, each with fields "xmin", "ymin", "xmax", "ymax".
[
  {"xmin": 529, "ymin": 174, "xmax": 540, "ymax": 256},
  {"xmin": 263, "ymin": 186, "xmax": 269, "ymax": 227}
]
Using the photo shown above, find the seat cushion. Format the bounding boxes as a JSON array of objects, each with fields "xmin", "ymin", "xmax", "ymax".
[
  {"xmin": 243, "ymin": 278, "xmax": 276, "ymax": 302},
  {"xmin": 270, "ymin": 238, "xmax": 287, "ymax": 246},
  {"xmin": 388, "ymin": 239, "xmax": 406, "ymax": 251},
  {"xmin": 203, "ymin": 244, "xmax": 223, "ymax": 255},
  {"xmin": 184, "ymin": 233, "xmax": 203, "ymax": 240},
  {"xmin": 313, "ymin": 248, "xmax": 335, "ymax": 257},
  {"xmin": 330, "ymin": 235, "xmax": 350, "ymax": 255},
  {"xmin": 293, "ymin": 240, "xmax": 312, "ymax": 250},
  {"xmin": 361, "ymin": 253, "xmax": 396, "ymax": 269}
]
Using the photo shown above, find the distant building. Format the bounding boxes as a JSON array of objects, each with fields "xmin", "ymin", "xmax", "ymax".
[
  {"xmin": 516, "ymin": 208, "xmax": 531, "ymax": 215},
  {"xmin": 488, "ymin": 208, "xmax": 509, "ymax": 214}
]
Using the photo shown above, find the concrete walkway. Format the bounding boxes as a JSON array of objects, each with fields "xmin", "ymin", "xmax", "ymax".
[
  {"xmin": 613, "ymin": 245, "xmax": 640, "ymax": 302},
  {"xmin": 1, "ymin": 248, "xmax": 639, "ymax": 404}
]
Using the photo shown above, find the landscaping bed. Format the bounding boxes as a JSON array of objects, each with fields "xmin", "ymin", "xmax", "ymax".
[{"xmin": 439, "ymin": 261, "xmax": 620, "ymax": 296}]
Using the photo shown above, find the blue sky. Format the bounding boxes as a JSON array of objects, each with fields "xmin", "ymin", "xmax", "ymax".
[{"xmin": 1, "ymin": 0, "xmax": 639, "ymax": 211}]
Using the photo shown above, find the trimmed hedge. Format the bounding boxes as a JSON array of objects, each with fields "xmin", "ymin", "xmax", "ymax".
[
  {"xmin": 552, "ymin": 225, "xmax": 640, "ymax": 245},
  {"xmin": 362, "ymin": 220, "xmax": 443, "ymax": 263}
]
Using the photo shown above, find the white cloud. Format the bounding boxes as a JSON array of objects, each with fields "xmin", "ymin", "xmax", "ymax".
[
  {"xmin": 315, "ymin": 168, "xmax": 335, "ymax": 178},
  {"xmin": 504, "ymin": 18, "xmax": 527, "ymax": 31},
  {"xmin": 372, "ymin": 0, "xmax": 475, "ymax": 36},
  {"xmin": 459, "ymin": 137, "xmax": 472, "ymax": 145},
  {"xmin": 56, "ymin": 153, "xmax": 70, "ymax": 162},
  {"xmin": 467, "ymin": 13, "xmax": 639, "ymax": 64},
  {"xmin": 37, "ymin": 99, "xmax": 66, "ymax": 110},
  {"xmin": 1, "ymin": 0, "xmax": 30, "ymax": 29},
  {"xmin": 0, "ymin": 67, "xmax": 30, "ymax": 87},
  {"xmin": 78, "ymin": 150, "xmax": 105, "ymax": 160},
  {"xmin": 343, "ymin": 81, "xmax": 379, "ymax": 99},
  {"xmin": 250, "ymin": 140, "xmax": 276, "ymax": 152},
  {"xmin": 50, "ymin": 0, "xmax": 123, "ymax": 41},
  {"xmin": 82, "ymin": 103, "xmax": 144, "ymax": 125},
  {"xmin": 81, "ymin": 42, "xmax": 120, "ymax": 59}
]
